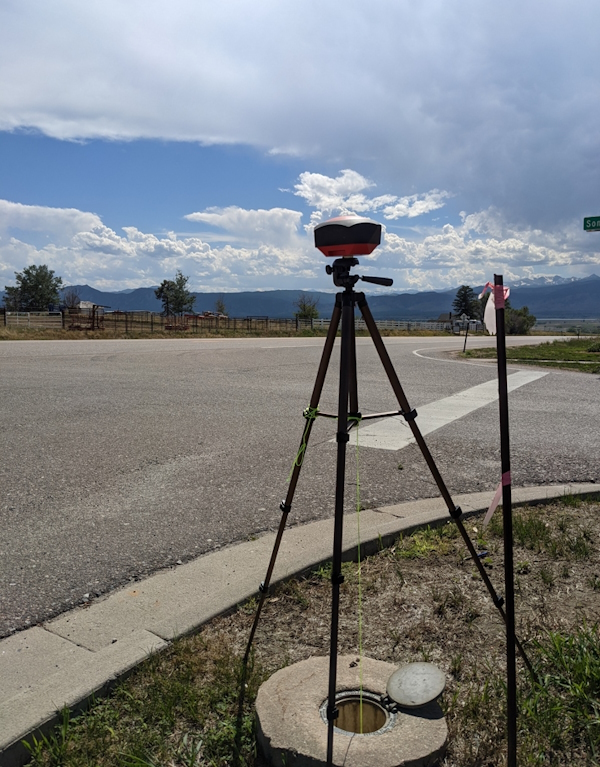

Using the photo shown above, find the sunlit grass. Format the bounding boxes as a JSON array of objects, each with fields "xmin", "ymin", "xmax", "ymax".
[{"xmin": 465, "ymin": 337, "xmax": 600, "ymax": 373}]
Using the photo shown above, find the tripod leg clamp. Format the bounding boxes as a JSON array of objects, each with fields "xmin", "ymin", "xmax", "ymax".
[
  {"xmin": 450, "ymin": 505, "xmax": 462, "ymax": 519},
  {"xmin": 332, "ymin": 573, "xmax": 345, "ymax": 585},
  {"xmin": 336, "ymin": 431, "xmax": 350, "ymax": 443},
  {"xmin": 327, "ymin": 705, "xmax": 339, "ymax": 721},
  {"xmin": 280, "ymin": 501, "xmax": 291, "ymax": 515},
  {"xmin": 402, "ymin": 408, "xmax": 418, "ymax": 421},
  {"xmin": 494, "ymin": 595, "xmax": 505, "ymax": 608},
  {"xmin": 258, "ymin": 582, "xmax": 269, "ymax": 594}
]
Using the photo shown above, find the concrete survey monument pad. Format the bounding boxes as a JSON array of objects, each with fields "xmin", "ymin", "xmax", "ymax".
[{"xmin": 255, "ymin": 655, "xmax": 448, "ymax": 767}]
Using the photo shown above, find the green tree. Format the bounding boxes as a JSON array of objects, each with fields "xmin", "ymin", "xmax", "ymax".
[
  {"xmin": 505, "ymin": 303, "xmax": 536, "ymax": 335},
  {"xmin": 155, "ymin": 280, "xmax": 176, "ymax": 316},
  {"xmin": 452, "ymin": 285, "xmax": 478, "ymax": 318},
  {"xmin": 294, "ymin": 293, "xmax": 319, "ymax": 320},
  {"xmin": 3, "ymin": 264, "xmax": 63, "ymax": 311},
  {"xmin": 155, "ymin": 271, "xmax": 195, "ymax": 316}
]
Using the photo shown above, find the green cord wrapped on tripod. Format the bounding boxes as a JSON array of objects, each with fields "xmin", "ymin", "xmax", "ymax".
[{"xmin": 288, "ymin": 405, "xmax": 320, "ymax": 479}]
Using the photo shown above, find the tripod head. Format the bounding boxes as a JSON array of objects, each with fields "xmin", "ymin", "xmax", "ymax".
[{"xmin": 325, "ymin": 258, "xmax": 394, "ymax": 290}]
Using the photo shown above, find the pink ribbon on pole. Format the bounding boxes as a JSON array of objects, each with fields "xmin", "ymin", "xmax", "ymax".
[
  {"xmin": 483, "ymin": 471, "xmax": 512, "ymax": 528},
  {"xmin": 479, "ymin": 281, "xmax": 510, "ymax": 335},
  {"xmin": 494, "ymin": 284, "xmax": 507, "ymax": 309}
]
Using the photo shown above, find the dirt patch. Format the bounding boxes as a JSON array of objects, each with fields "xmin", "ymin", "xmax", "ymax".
[{"xmin": 203, "ymin": 496, "xmax": 600, "ymax": 765}]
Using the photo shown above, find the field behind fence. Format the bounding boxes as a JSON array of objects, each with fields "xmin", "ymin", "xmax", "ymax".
[{"xmin": 1, "ymin": 309, "xmax": 453, "ymax": 333}]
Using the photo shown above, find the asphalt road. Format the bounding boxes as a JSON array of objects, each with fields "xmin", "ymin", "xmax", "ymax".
[{"xmin": 1, "ymin": 335, "xmax": 598, "ymax": 636}]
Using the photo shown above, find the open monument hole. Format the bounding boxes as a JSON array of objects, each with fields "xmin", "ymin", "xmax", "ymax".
[
  {"xmin": 321, "ymin": 690, "xmax": 391, "ymax": 735},
  {"xmin": 337, "ymin": 697, "xmax": 387, "ymax": 734}
]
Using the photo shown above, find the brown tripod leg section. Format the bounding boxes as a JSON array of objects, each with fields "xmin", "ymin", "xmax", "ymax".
[
  {"xmin": 357, "ymin": 293, "xmax": 534, "ymax": 675},
  {"xmin": 243, "ymin": 297, "xmax": 342, "ymax": 664}
]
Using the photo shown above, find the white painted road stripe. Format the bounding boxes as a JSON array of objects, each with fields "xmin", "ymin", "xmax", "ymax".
[{"xmin": 355, "ymin": 370, "xmax": 548, "ymax": 451}]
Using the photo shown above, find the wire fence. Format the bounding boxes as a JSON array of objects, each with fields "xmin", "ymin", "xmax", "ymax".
[
  {"xmin": 96, "ymin": 313, "xmax": 456, "ymax": 333},
  {"xmin": 3, "ymin": 308, "xmax": 599, "ymax": 335},
  {"xmin": 1, "ymin": 309, "xmax": 458, "ymax": 333}
]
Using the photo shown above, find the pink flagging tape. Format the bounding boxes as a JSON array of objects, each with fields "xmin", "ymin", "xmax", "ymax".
[
  {"xmin": 483, "ymin": 482, "xmax": 503, "ymax": 528},
  {"xmin": 479, "ymin": 282, "xmax": 510, "ymax": 305},
  {"xmin": 483, "ymin": 472, "xmax": 512, "ymax": 527},
  {"xmin": 494, "ymin": 284, "xmax": 506, "ymax": 309}
]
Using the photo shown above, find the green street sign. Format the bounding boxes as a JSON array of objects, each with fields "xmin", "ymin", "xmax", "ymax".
[{"xmin": 584, "ymin": 216, "xmax": 600, "ymax": 231}]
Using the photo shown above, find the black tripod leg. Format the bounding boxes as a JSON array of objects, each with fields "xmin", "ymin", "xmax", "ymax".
[
  {"xmin": 243, "ymin": 297, "xmax": 342, "ymax": 664},
  {"xmin": 348, "ymin": 309, "xmax": 359, "ymax": 418},
  {"xmin": 357, "ymin": 294, "xmax": 534, "ymax": 675},
  {"xmin": 326, "ymin": 290, "xmax": 353, "ymax": 767}
]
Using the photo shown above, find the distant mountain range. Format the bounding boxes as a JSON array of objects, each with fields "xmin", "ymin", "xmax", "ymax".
[
  {"xmin": 2, "ymin": 274, "xmax": 599, "ymax": 320},
  {"xmin": 509, "ymin": 274, "xmax": 592, "ymax": 289}
]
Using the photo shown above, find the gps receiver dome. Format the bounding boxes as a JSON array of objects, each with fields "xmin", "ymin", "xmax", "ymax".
[{"xmin": 314, "ymin": 215, "xmax": 382, "ymax": 257}]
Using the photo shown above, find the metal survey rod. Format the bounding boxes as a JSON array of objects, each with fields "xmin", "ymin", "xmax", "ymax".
[{"xmin": 495, "ymin": 274, "xmax": 517, "ymax": 767}]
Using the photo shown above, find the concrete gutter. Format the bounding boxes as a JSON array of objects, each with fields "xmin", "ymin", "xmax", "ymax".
[{"xmin": 1, "ymin": 483, "xmax": 597, "ymax": 767}]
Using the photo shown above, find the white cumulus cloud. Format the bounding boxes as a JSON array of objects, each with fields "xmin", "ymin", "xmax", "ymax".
[
  {"xmin": 0, "ymin": 200, "xmax": 102, "ymax": 242},
  {"xmin": 185, "ymin": 206, "xmax": 303, "ymax": 247},
  {"xmin": 0, "ymin": 198, "xmax": 320, "ymax": 291},
  {"xmin": 293, "ymin": 170, "xmax": 451, "ymax": 227},
  {"xmin": 382, "ymin": 191, "xmax": 451, "ymax": 220}
]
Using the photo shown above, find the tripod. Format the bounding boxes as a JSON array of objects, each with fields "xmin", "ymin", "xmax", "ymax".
[{"xmin": 244, "ymin": 258, "xmax": 531, "ymax": 767}]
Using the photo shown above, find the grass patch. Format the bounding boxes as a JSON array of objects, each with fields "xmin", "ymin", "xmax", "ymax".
[
  {"xmin": 25, "ymin": 635, "xmax": 265, "ymax": 767},
  {"xmin": 464, "ymin": 337, "xmax": 600, "ymax": 373},
  {"xmin": 395, "ymin": 522, "xmax": 459, "ymax": 559},
  {"xmin": 520, "ymin": 624, "xmax": 600, "ymax": 763},
  {"xmin": 488, "ymin": 504, "xmax": 594, "ymax": 561},
  {"xmin": 23, "ymin": 499, "xmax": 600, "ymax": 766}
]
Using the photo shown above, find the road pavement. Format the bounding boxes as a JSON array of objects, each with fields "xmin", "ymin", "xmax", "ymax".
[{"xmin": 1, "ymin": 335, "xmax": 598, "ymax": 637}]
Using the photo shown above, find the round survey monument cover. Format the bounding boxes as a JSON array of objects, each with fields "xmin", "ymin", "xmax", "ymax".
[{"xmin": 386, "ymin": 662, "xmax": 446, "ymax": 707}]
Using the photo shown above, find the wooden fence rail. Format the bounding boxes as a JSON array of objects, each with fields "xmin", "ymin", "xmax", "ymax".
[{"xmin": 4, "ymin": 312, "xmax": 64, "ymax": 328}]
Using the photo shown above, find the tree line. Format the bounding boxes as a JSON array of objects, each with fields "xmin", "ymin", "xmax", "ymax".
[{"xmin": 1, "ymin": 265, "xmax": 212, "ymax": 317}]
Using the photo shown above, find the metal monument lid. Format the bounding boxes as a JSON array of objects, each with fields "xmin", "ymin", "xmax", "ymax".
[{"xmin": 386, "ymin": 662, "xmax": 446, "ymax": 708}]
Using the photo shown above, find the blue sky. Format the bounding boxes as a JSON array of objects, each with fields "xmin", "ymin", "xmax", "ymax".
[{"xmin": 1, "ymin": 0, "xmax": 599, "ymax": 293}]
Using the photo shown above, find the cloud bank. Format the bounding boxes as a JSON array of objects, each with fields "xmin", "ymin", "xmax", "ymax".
[{"xmin": 2, "ymin": 171, "xmax": 598, "ymax": 293}]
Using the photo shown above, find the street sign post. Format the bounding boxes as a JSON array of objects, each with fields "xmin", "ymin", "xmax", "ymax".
[{"xmin": 584, "ymin": 216, "xmax": 600, "ymax": 231}]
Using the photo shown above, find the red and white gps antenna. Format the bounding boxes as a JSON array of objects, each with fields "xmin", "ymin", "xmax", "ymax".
[{"xmin": 314, "ymin": 215, "xmax": 382, "ymax": 258}]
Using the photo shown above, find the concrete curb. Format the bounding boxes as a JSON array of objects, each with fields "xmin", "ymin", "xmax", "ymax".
[{"xmin": 1, "ymin": 482, "xmax": 597, "ymax": 767}]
